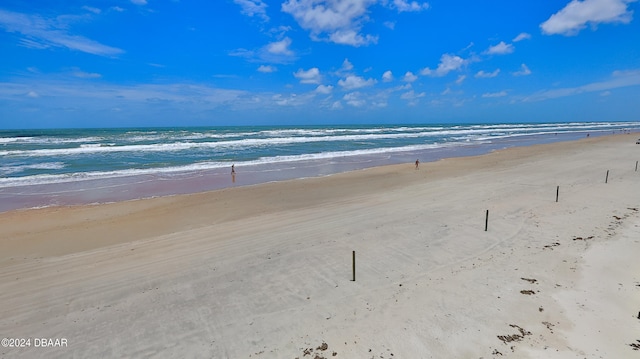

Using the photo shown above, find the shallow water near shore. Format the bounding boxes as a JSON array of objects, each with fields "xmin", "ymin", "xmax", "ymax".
[{"xmin": 1, "ymin": 122, "xmax": 638, "ymax": 212}]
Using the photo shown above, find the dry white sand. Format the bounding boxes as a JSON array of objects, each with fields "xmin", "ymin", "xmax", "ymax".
[{"xmin": 1, "ymin": 133, "xmax": 639, "ymax": 358}]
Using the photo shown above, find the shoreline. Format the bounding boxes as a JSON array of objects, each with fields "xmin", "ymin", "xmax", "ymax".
[
  {"xmin": 1, "ymin": 133, "xmax": 639, "ymax": 358},
  {"xmin": 1, "ymin": 130, "xmax": 634, "ymax": 214},
  {"xmin": 0, "ymin": 132, "xmax": 637, "ymax": 260}
]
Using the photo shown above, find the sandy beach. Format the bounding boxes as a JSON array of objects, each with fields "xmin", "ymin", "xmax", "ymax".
[{"xmin": 1, "ymin": 133, "xmax": 639, "ymax": 358}]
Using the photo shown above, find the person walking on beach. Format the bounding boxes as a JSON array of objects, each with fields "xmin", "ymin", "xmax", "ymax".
[
  {"xmin": 415, "ymin": 159, "xmax": 419, "ymax": 170},
  {"xmin": 231, "ymin": 164, "xmax": 235, "ymax": 174}
]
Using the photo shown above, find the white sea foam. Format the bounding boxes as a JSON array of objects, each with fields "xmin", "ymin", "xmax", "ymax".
[
  {"xmin": 0, "ymin": 162, "xmax": 66, "ymax": 176},
  {"xmin": 0, "ymin": 124, "xmax": 609, "ymax": 158},
  {"xmin": 0, "ymin": 137, "xmax": 35, "ymax": 144},
  {"xmin": 28, "ymin": 136, "xmax": 105, "ymax": 144},
  {"xmin": 0, "ymin": 142, "xmax": 465, "ymax": 188},
  {"xmin": 2, "ymin": 121, "xmax": 638, "ymax": 190},
  {"xmin": 0, "ymin": 133, "xmax": 422, "ymax": 157}
]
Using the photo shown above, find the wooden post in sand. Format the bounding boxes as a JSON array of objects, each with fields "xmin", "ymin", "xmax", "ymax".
[
  {"xmin": 635, "ymin": 161, "xmax": 638, "ymax": 172},
  {"xmin": 485, "ymin": 210, "xmax": 489, "ymax": 231},
  {"xmin": 556, "ymin": 186, "xmax": 559, "ymax": 202},
  {"xmin": 352, "ymin": 251, "xmax": 356, "ymax": 281},
  {"xmin": 605, "ymin": 170, "xmax": 609, "ymax": 183}
]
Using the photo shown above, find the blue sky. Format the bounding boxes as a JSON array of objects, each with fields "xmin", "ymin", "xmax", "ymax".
[{"xmin": 1, "ymin": 0, "xmax": 639, "ymax": 128}]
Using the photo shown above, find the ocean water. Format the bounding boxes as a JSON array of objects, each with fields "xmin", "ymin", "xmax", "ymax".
[{"xmin": 1, "ymin": 122, "xmax": 639, "ymax": 212}]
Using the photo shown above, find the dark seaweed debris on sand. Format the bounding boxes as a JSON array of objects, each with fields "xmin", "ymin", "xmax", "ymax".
[
  {"xmin": 297, "ymin": 342, "xmax": 334, "ymax": 359},
  {"xmin": 572, "ymin": 236, "xmax": 593, "ymax": 241},
  {"xmin": 498, "ymin": 325, "xmax": 531, "ymax": 344}
]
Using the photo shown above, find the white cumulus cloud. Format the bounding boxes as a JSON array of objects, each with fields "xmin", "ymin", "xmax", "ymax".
[
  {"xmin": 294, "ymin": 67, "xmax": 322, "ymax": 84},
  {"xmin": 403, "ymin": 71, "xmax": 418, "ymax": 82},
  {"xmin": 475, "ymin": 69, "xmax": 500, "ymax": 78},
  {"xmin": 420, "ymin": 54, "xmax": 466, "ymax": 77},
  {"xmin": 382, "ymin": 70, "xmax": 393, "ymax": 82},
  {"xmin": 315, "ymin": 84, "xmax": 334, "ymax": 94},
  {"xmin": 82, "ymin": 6, "xmax": 101, "ymax": 14},
  {"xmin": 391, "ymin": 0, "xmax": 430, "ymax": 12},
  {"xmin": 482, "ymin": 91, "xmax": 508, "ymax": 98},
  {"xmin": 331, "ymin": 100, "xmax": 343, "ymax": 109},
  {"xmin": 328, "ymin": 29, "xmax": 378, "ymax": 46},
  {"xmin": 400, "ymin": 89, "xmax": 425, "ymax": 102},
  {"xmin": 338, "ymin": 75, "xmax": 377, "ymax": 89},
  {"xmin": 513, "ymin": 63, "xmax": 532, "ymax": 76},
  {"xmin": 341, "ymin": 58, "xmax": 354, "ymax": 71},
  {"xmin": 234, "ymin": 0, "xmax": 269, "ymax": 21},
  {"xmin": 343, "ymin": 92, "xmax": 366, "ymax": 107},
  {"xmin": 258, "ymin": 65, "xmax": 276, "ymax": 73},
  {"xmin": 513, "ymin": 32, "xmax": 531, "ymax": 42},
  {"xmin": 266, "ymin": 37, "xmax": 294, "ymax": 56},
  {"xmin": 540, "ymin": 0, "xmax": 635, "ymax": 36},
  {"xmin": 485, "ymin": 41, "xmax": 514, "ymax": 55},
  {"xmin": 72, "ymin": 70, "xmax": 102, "ymax": 79},
  {"xmin": 281, "ymin": 0, "xmax": 379, "ymax": 46}
]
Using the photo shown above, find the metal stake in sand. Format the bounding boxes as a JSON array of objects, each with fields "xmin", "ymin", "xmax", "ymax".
[
  {"xmin": 605, "ymin": 170, "xmax": 609, "ymax": 184},
  {"xmin": 352, "ymin": 251, "xmax": 356, "ymax": 282},
  {"xmin": 485, "ymin": 210, "xmax": 489, "ymax": 231},
  {"xmin": 556, "ymin": 186, "xmax": 559, "ymax": 203}
]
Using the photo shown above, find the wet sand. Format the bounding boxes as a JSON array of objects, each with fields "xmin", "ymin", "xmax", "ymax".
[
  {"xmin": 1, "ymin": 133, "xmax": 639, "ymax": 358},
  {"xmin": 0, "ymin": 131, "xmax": 600, "ymax": 213}
]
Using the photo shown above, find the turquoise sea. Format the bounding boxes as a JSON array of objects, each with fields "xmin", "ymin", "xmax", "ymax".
[{"xmin": 1, "ymin": 121, "xmax": 639, "ymax": 212}]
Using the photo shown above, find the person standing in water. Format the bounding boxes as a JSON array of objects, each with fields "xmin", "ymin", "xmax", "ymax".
[{"xmin": 231, "ymin": 164, "xmax": 235, "ymax": 174}]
